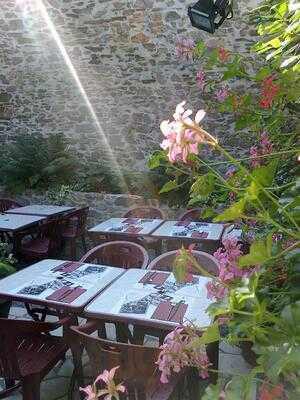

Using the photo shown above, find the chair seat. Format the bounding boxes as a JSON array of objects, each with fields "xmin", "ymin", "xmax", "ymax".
[
  {"xmin": 61, "ymin": 226, "xmax": 77, "ymax": 238},
  {"xmin": 16, "ymin": 335, "xmax": 67, "ymax": 377},
  {"xmin": 21, "ymin": 238, "xmax": 50, "ymax": 255}
]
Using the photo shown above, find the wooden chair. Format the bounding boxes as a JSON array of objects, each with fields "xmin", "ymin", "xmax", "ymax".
[
  {"xmin": 178, "ymin": 208, "xmax": 203, "ymax": 222},
  {"xmin": 123, "ymin": 207, "xmax": 164, "ymax": 220},
  {"xmin": 0, "ymin": 316, "xmax": 71, "ymax": 400},
  {"xmin": 69, "ymin": 320, "xmax": 186, "ymax": 400},
  {"xmin": 15, "ymin": 218, "xmax": 63, "ymax": 262},
  {"xmin": 122, "ymin": 207, "xmax": 165, "ymax": 256},
  {"xmin": 80, "ymin": 241, "xmax": 149, "ymax": 269},
  {"xmin": 148, "ymin": 249, "xmax": 219, "ymax": 276},
  {"xmin": 61, "ymin": 207, "xmax": 89, "ymax": 260},
  {"xmin": 0, "ymin": 198, "xmax": 23, "ymax": 214},
  {"xmin": 133, "ymin": 250, "xmax": 219, "ymax": 349}
]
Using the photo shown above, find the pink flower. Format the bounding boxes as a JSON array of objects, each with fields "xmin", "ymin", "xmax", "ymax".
[
  {"xmin": 156, "ymin": 328, "xmax": 211, "ymax": 383},
  {"xmin": 218, "ymin": 47, "xmax": 230, "ymax": 63},
  {"xmin": 250, "ymin": 132, "xmax": 273, "ymax": 168},
  {"xmin": 81, "ymin": 366, "xmax": 126, "ymax": 400},
  {"xmin": 259, "ymin": 75, "xmax": 279, "ymax": 109},
  {"xmin": 160, "ymin": 101, "xmax": 217, "ymax": 164},
  {"xmin": 225, "ymin": 165, "xmax": 236, "ymax": 179},
  {"xmin": 176, "ymin": 38, "xmax": 195, "ymax": 60},
  {"xmin": 80, "ymin": 385, "xmax": 97, "ymax": 400},
  {"xmin": 206, "ymin": 281, "xmax": 228, "ymax": 300},
  {"xmin": 196, "ymin": 70, "xmax": 206, "ymax": 91},
  {"xmin": 215, "ymin": 86, "xmax": 229, "ymax": 103}
]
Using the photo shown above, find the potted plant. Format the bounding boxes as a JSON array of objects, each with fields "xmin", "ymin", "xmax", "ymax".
[{"xmin": 0, "ymin": 241, "xmax": 16, "ymax": 318}]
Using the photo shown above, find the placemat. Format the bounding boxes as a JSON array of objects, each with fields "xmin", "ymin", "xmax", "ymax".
[
  {"xmin": 139, "ymin": 271, "xmax": 170, "ymax": 285},
  {"xmin": 151, "ymin": 301, "xmax": 188, "ymax": 323}
]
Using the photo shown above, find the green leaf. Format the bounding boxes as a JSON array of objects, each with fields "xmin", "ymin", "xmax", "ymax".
[
  {"xmin": 213, "ymin": 199, "xmax": 246, "ymax": 222},
  {"xmin": 254, "ymin": 66, "xmax": 272, "ymax": 81},
  {"xmin": 193, "ymin": 323, "xmax": 220, "ymax": 345},
  {"xmin": 190, "ymin": 173, "xmax": 215, "ymax": 199},
  {"xmin": 148, "ymin": 151, "xmax": 166, "ymax": 170},
  {"xmin": 202, "ymin": 383, "xmax": 223, "ymax": 400},
  {"xmin": 194, "ymin": 40, "xmax": 206, "ymax": 58},
  {"xmin": 159, "ymin": 180, "xmax": 178, "ymax": 194},
  {"xmin": 239, "ymin": 240, "xmax": 270, "ymax": 267},
  {"xmin": 0, "ymin": 262, "xmax": 16, "ymax": 278}
]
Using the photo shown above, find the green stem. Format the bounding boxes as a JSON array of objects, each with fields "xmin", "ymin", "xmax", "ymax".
[{"xmin": 216, "ymin": 144, "xmax": 300, "ymax": 233}]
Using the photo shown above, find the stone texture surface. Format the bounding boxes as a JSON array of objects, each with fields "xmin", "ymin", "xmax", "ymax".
[
  {"xmin": 0, "ymin": 0, "xmax": 260, "ymax": 171},
  {"xmin": 3, "ymin": 189, "xmax": 182, "ymax": 227}
]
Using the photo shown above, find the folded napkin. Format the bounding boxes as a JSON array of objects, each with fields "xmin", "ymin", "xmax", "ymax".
[
  {"xmin": 151, "ymin": 301, "xmax": 188, "ymax": 323},
  {"xmin": 46, "ymin": 286, "xmax": 86, "ymax": 304},
  {"xmin": 123, "ymin": 218, "xmax": 139, "ymax": 224},
  {"xmin": 52, "ymin": 261, "xmax": 84, "ymax": 273},
  {"xmin": 124, "ymin": 226, "xmax": 143, "ymax": 234},
  {"xmin": 139, "ymin": 271, "xmax": 170, "ymax": 285},
  {"xmin": 191, "ymin": 231, "xmax": 209, "ymax": 239},
  {"xmin": 175, "ymin": 221, "xmax": 190, "ymax": 227}
]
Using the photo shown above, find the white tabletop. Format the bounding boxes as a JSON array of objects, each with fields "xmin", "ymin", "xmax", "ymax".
[
  {"xmin": 0, "ymin": 259, "xmax": 124, "ymax": 312},
  {"xmin": 222, "ymin": 225, "xmax": 243, "ymax": 241},
  {"xmin": 89, "ymin": 217, "xmax": 164, "ymax": 236},
  {"xmin": 0, "ymin": 213, "xmax": 45, "ymax": 232},
  {"xmin": 84, "ymin": 268, "xmax": 213, "ymax": 329},
  {"xmin": 7, "ymin": 204, "xmax": 75, "ymax": 217},
  {"xmin": 151, "ymin": 220, "xmax": 224, "ymax": 241}
]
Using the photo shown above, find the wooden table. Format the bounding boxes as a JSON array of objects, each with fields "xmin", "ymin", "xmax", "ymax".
[
  {"xmin": 0, "ymin": 213, "xmax": 45, "ymax": 232},
  {"xmin": 0, "ymin": 259, "xmax": 124, "ymax": 313},
  {"xmin": 84, "ymin": 268, "xmax": 213, "ymax": 330},
  {"xmin": 6, "ymin": 204, "xmax": 75, "ymax": 217},
  {"xmin": 88, "ymin": 217, "xmax": 164, "ymax": 238},
  {"xmin": 0, "ymin": 213, "xmax": 46, "ymax": 253},
  {"xmin": 151, "ymin": 220, "xmax": 225, "ymax": 242}
]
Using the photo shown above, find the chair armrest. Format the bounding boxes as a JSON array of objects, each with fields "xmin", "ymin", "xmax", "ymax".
[
  {"xmin": 0, "ymin": 316, "xmax": 73, "ymax": 335},
  {"xmin": 70, "ymin": 319, "xmax": 101, "ymax": 335}
]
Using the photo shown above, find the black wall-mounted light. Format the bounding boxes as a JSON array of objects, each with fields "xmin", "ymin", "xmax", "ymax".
[{"xmin": 188, "ymin": 0, "xmax": 233, "ymax": 34}]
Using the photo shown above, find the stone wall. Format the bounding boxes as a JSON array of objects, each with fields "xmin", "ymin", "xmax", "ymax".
[
  {"xmin": 7, "ymin": 190, "xmax": 182, "ymax": 228},
  {"xmin": 0, "ymin": 0, "xmax": 260, "ymax": 172}
]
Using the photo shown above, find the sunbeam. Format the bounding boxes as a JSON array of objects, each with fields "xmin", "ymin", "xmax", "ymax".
[{"xmin": 16, "ymin": 0, "xmax": 129, "ymax": 192}]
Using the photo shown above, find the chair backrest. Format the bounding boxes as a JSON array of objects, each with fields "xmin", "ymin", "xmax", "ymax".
[
  {"xmin": 123, "ymin": 207, "xmax": 164, "ymax": 219},
  {"xmin": 80, "ymin": 241, "xmax": 149, "ymax": 269},
  {"xmin": 0, "ymin": 317, "xmax": 57, "ymax": 380},
  {"xmin": 148, "ymin": 250, "xmax": 219, "ymax": 276},
  {"xmin": 62, "ymin": 207, "xmax": 89, "ymax": 236},
  {"xmin": 0, "ymin": 198, "xmax": 22, "ymax": 213},
  {"xmin": 39, "ymin": 219, "xmax": 63, "ymax": 252},
  {"xmin": 70, "ymin": 323, "xmax": 160, "ymax": 397},
  {"xmin": 178, "ymin": 208, "xmax": 203, "ymax": 222}
]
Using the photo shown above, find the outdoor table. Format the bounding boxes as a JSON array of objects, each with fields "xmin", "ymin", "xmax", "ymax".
[
  {"xmin": 88, "ymin": 217, "xmax": 164, "ymax": 238},
  {"xmin": 0, "ymin": 213, "xmax": 46, "ymax": 252},
  {"xmin": 222, "ymin": 224, "xmax": 243, "ymax": 241},
  {"xmin": 84, "ymin": 268, "xmax": 213, "ymax": 330},
  {"xmin": 6, "ymin": 204, "xmax": 75, "ymax": 217},
  {"xmin": 0, "ymin": 259, "xmax": 124, "ymax": 313},
  {"xmin": 151, "ymin": 220, "xmax": 225, "ymax": 246}
]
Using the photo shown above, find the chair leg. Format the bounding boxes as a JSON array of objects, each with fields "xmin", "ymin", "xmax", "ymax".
[
  {"xmin": 81, "ymin": 235, "xmax": 87, "ymax": 252},
  {"xmin": 22, "ymin": 376, "xmax": 40, "ymax": 400},
  {"xmin": 206, "ymin": 340, "xmax": 219, "ymax": 384},
  {"xmin": 132, "ymin": 325, "xmax": 145, "ymax": 345},
  {"xmin": 31, "ymin": 377, "xmax": 41, "ymax": 400},
  {"xmin": 70, "ymin": 239, "xmax": 77, "ymax": 260}
]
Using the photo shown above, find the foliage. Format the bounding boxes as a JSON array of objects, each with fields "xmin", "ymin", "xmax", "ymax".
[
  {"xmin": 0, "ymin": 133, "xmax": 76, "ymax": 193},
  {"xmin": 0, "ymin": 242, "xmax": 16, "ymax": 279},
  {"xmin": 251, "ymin": 0, "xmax": 300, "ymax": 70}
]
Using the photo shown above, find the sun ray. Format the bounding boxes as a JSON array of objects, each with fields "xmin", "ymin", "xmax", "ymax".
[{"xmin": 16, "ymin": 0, "xmax": 129, "ymax": 192}]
